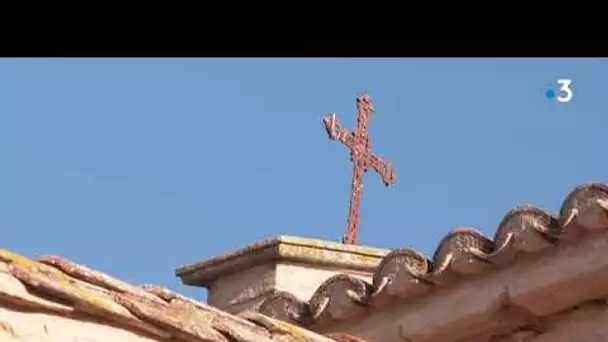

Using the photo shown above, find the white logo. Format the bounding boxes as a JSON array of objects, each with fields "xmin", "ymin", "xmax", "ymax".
[{"xmin": 555, "ymin": 79, "xmax": 573, "ymax": 103}]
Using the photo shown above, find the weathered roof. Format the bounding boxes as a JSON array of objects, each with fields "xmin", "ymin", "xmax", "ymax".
[
  {"xmin": 0, "ymin": 249, "xmax": 363, "ymax": 342},
  {"xmin": 257, "ymin": 182, "xmax": 608, "ymax": 329}
]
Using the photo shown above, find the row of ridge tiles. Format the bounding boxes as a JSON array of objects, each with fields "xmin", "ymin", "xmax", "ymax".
[
  {"xmin": 257, "ymin": 182, "xmax": 608, "ymax": 328},
  {"xmin": 0, "ymin": 249, "xmax": 363, "ymax": 342}
]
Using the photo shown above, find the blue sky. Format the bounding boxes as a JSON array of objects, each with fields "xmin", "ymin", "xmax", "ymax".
[{"xmin": 0, "ymin": 58, "xmax": 605, "ymax": 300}]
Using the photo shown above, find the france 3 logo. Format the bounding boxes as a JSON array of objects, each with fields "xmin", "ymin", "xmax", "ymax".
[{"xmin": 546, "ymin": 79, "xmax": 573, "ymax": 103}]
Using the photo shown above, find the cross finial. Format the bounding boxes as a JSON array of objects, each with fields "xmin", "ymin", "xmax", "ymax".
[{"xmin": 323, "ymin": 93, "xmax": 396, "ymax": 245}]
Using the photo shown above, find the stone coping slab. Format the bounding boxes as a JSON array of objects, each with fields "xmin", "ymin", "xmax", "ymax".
[{"xmin": 176, "ymin": 235, "xmax": 390, "ymax": 286}]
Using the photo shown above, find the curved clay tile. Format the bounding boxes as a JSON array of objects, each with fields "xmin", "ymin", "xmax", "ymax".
[
  {"xmin": 258, "ymin": 291, "xmax": 310, "ymax": 325},
  {"xmin": 307, "ymin": 274, "xmax": 373, "ymax": 326},
  {"xmin": 371, "ymin": 248, "xmax": 431, "ymax": 303},
  {"xmin": 257, "ymin": 182, "xmax": 608, "ymax": 328}
]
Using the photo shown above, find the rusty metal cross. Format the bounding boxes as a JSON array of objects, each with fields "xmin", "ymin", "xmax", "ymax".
[{"xmin": 323, "ymin": 93, "xmax": 396, "ymax": 245}]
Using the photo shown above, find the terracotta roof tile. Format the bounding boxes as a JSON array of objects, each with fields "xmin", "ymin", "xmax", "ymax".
[
  {"xmin": 0, "ymin": 249, "xmax": 362, "ymax": 342},
  {"xmin": 257, "ymin": 182, "xmax": 608, "ymax": 328}
]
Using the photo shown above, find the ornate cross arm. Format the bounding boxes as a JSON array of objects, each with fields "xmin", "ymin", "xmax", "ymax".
[
  {"xmin": 367, "ymin": 153, "xmax": 396, "ymax": 186},
  {"xmin": 323, "ymin": 114, "xmax": 355, "ymax": 149},
  {"xmin": 356, "ymin": 93, "xmax": 375, "ymax": 117}
]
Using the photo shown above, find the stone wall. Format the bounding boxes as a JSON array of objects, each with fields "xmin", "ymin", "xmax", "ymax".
[{"xmin": 492, "ymin": 300, "xmax": 608, "ymax": 342}]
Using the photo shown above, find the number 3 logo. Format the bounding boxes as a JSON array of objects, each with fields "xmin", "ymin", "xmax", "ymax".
[{"xmin": 556, "ymin": 79, "xmax": 573, "ymax": 103}]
